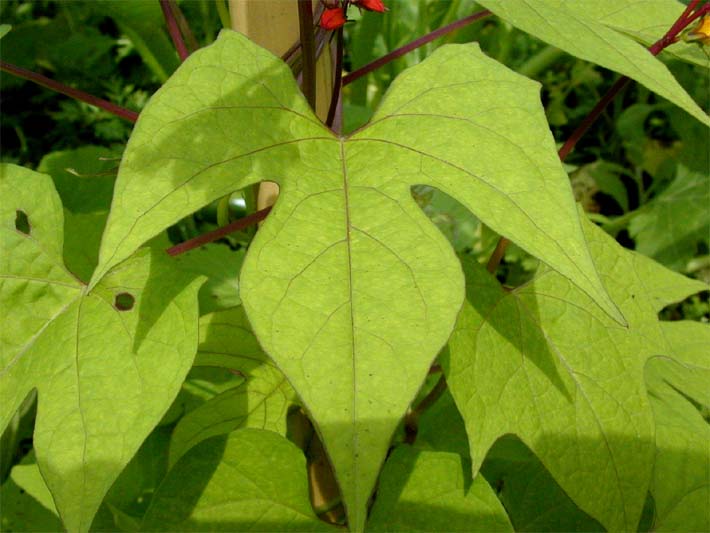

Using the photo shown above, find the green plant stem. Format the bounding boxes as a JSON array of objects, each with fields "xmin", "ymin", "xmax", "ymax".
[
  {"xmin": 216, "ymin": 0, "xmax": 231, "ymax": 29},
  {"xmin": 495, "ymin": 22, "xmax": 513, "ymax": 65},
  {"xmin": 517, "ymin": 45, "xmax": 565, "ymax": 78},
  {"xmin": 485, "ymin": 0, "xmax": 707, "ymax": 274},
  {"xmin": 326, "ymin": 28, "xmax": 344, "ymax": 129},
  {"xmin": 602, "ymin": 209, "xmax": 640, "ymax": 235},
  {"xmin": 0, "ymin": 60, "xmax": 139, "ymax": 122},
  {"xmin": 298, "ymin": 0, "xmax": 317, "ymax": 111}
]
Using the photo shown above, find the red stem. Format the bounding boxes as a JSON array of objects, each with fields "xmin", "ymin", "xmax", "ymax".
[
  {"xmin": 160, "ymin": 0, "xmax": 189, "ymax": 61},
  {"xmin": 557, "ymin": 2, "xmax": 705, "ymax": 162},
  {"xmin": 486, "ymin": 0, "xmax": 709, "ymax": 273},
  {"xmin": 171, "ymin": 0, "xmax": 199, "ymax": 53},
  {"xmin": 166, "ymin": 206, "xmax": 272, "ymax": 256},
  {"xmin": 0, "ymin": 60, "xmax": 139, "ymax": 122},
  {"xmin": 326, "ymin": 28, "xmax": 344, "ymax": 128},
  {"xmin": 343, "ymin": 9, "xmax": 492, "ymax": 86}
]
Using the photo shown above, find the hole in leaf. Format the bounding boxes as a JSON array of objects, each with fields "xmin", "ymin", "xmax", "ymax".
[
  {"xmin": 15, "ymin": 210, "xmax": 30, "ymax": 234},
  {"xmin": 114, "ymin": 292, "xmax": 135, "ymax": 311}
]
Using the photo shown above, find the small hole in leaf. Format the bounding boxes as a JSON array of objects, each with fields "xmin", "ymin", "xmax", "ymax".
[
  {"xmin": 15, "ymin": 210, "xmax": 30, "ymax": 234},
  {"xmin": 114, "ymin": 292, "xmax": 135, "ymax": 311}
]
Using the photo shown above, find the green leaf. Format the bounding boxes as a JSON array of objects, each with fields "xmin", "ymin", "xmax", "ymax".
[
  {"xmin": 142, "ymin": 429, "xmax": 336, "ymax": 531},
  {"xmin": 101, "ymin": 0, "xmax": 179, "ymax": 82},
  {"xmin": 367, "ymin": 446, "xmax": 513, "ymax": 532},
  {"xmin": 37, "ymin": 146, "xmax": 119, "ymax": 281},
  {"xmin": 476, "ymin": 0, "xmax": 710, "ymax": 127},
  {"xmin": 414, "ymin": 388, "xmax": 470, "ymax": 460},
  {"xmin": 629, "ymin": 245, "xmax": 708, "ymax": 312},
  {"xmin": 0, "ymin": 164, "xmax": 203, "ymax": 532},
  {"xmin": 160, "ymin": 365, "xmax": 244, "ymax": 427},
  {"xmin": 0, "ymin": 459, "xmax": 63, "ymax": 532},
  {"xmin": 0, "ymin": 24, "xmax": 11, "ymax": 40},
  {"xmin": 9, "ymin": 455, "xmax": 60, "ymax": 520},
  {"xmin": 4, "ymin": 452, "xmax": 122, "ymax": 532},
  {"xmin": 171, "ymin": 244, "xmax": 245, "ymax": 315},
  {"xmin": 443, "ymin": 215, "xmax": 707, "ymax": 531},
  {"xmin": 168, "ymin": 308, "xmax": 294, "ymax": 466},
  {"xmin": 645, "ymin": 321, "xmax": 710, "ymax": 531},
  {"xmin": 629, "ymin": 166, "xmax": 710, "ymax": 270},
  {"xmin": 417, "ymin": 187, "xmax": 481, "ymax": 253},
  {"xmin": 193, "ymin": 306, "xmax": 269, "ymax": 370},
  {"xmin": 103, "ymin": 424, "xmax": 173, "ymax": 524},
  {"xmin": 481, "ymin": 436, "xmax": 603, "ymax": 531},
  {"xmin": 564, "ymin": 0, "xmax": 710, "ymax": 68},
  {"xmin": 94, "ymin": 31, "xmax": 624, "ymax": 530}
]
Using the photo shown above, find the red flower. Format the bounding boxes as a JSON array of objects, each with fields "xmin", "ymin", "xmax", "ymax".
[
  {"xmin": 319, "ymin": 7, "xmax": 347, "ymax": 29},
  {"xmin": 353, "ymin": 0, "xmax": 387, "ymax": 13}
]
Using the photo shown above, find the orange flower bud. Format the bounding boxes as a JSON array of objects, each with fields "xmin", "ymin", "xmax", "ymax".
[
  {"xmin": 319, "ymin": 7, "xmax": 347, "ymax": 30},
  {"xmin": 353, "ymin": 0, "xmax": 387, "ymax": 13}
]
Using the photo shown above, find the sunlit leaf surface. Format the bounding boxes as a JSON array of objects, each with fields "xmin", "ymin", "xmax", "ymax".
[{"xmin": 0, "ymin": 164, "xmax": 202, "ymax": 532}]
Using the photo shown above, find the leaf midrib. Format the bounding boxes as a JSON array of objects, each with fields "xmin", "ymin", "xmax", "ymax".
[{"xmin": 339, "ymin": 139, "xmax": 360, "ymax": 516}]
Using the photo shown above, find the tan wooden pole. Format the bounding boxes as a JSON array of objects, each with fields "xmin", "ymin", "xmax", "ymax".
[{"xmin": 229, "ymin": 0, "xmax": 334, "ymax": 211}]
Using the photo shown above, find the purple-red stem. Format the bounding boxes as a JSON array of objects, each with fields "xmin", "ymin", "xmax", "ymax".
[
  {"xmin": 160, "ymin": 0, "xmax": 189, "ymax": 61},
  {"xmin": 0, "ymin": 60, "xmax": 139, "ymax": 122},
  {"xmin": 486, "ymin": 0, "xmax": 708, "ymax": 274},
  {"xmin": 326, "ymin": 28, "xmax": 344, "ymax": 128},
  {"xmin": 558, "ymin": 1, "xmax": 706, "ymax": 164},
  {"xmin": 172, "ymin": 0, "xmax": 199, "ymax": 53},
  {"xmin": 166, "ymin": 206, "xmax": 272, "ymax": 256},
  {"xmin": 343, "ymin": 9, "xmax": 492, "ymax": 86}
]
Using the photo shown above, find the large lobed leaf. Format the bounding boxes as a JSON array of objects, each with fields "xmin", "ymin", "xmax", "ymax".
[
  {"xmin": 92, "ymin": 30, "xmax": 624, "ymax": 530},
  {"xmin": 646, "ymin": 321, "xmax": 710, "ymax": 531},
  {"xmin": 0, "ymin": 164, "xmax": 202, "ymax": 532},
  {"xmin": 476, "ymin": 0, "xmax": 710, "ymax": 127},
  {"xmin": 444, "ymin": 214, "xmax": 708, "ymax": 531}
]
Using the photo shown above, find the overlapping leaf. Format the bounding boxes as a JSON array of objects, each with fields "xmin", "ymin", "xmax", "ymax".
[
  {"xmin": 0, "ymin": 456, "xmax": 63, "ymax": 532},
  {"xmin": 443, "ymin": 215, "xmax": 707, "ymax": 531},
  {"xmin": 563, "ymin": 0, "xmax": 710, "ymax": 68},
  {"xmin": 476, "ymin": 0, "xmax": 710, "ymax": 126},
  {"xmin": 171, "ymin": 245, "xmax": 245, "ymax": 315},
  {"xmin": 142, "ymin": 429, "xmax": 336, "ymax": 531},
  {"xmin": 168, "ymin": 307, "xmax": 294, "ymax": 466},
  {"xmin": 367, "ymin": 446, "xmax": 512, "ymax": 532},
  {"xmin": 0, "ymin": 164, "xmax": 203, "ymax": 532},
  {"xmin": 92, "ymin": 30, "xmax": 624, "ymax": 529},
  {"xmin": 646, "ymin": 321, "xmax": 710, "ymax": 531},
  {"xmin": 481, "ymin": 436, "xmax": 604, "ymax": 531}
]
